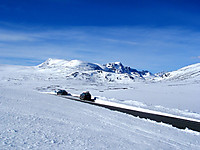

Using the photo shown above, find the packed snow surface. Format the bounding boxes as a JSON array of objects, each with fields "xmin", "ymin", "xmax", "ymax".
[{"xmin": 1, "ymin": 59, "xmax": 200, "ymax": 149}]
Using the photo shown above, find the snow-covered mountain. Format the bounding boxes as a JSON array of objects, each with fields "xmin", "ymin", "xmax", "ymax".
[
  {"xmin": 155, "ymin": 63, "xmax": 200, "ymax": 83},
  {"xmin": 103, "ymin": 62, "xmax": 154, "ymax": 77},
  {"xmin": 38, "ymin": 58, "xmax": 102, "ymax": 71},
  {"xmin": 37, "ymin": 58, "xmax": 154, "ymax": 82},
  {"xmin": 38, "ymin": 59, "xmax": 200, "ymax": 83}
]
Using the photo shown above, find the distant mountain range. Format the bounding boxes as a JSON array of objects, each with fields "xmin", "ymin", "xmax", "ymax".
[
  {"xmin": 38, "ymin": 58, "xmax": 154, "ymax": 83},
  {"xmin": 37, "ymin": 58, "xmax": 200, "ymax": 83}
]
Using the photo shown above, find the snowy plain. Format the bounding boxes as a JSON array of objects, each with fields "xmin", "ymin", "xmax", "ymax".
[{"xmin": 0, "ymin": 59, "xmax": 200, "ymax": 149}]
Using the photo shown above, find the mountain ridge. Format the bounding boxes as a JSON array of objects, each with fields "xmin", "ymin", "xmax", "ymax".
[
  {"xmin": 37, "ymin": 58, "xmax": 200, "ymax": 83},
  {"xmin": 37, "ymin": 58, "xmax": 154, "ymax": 82}
]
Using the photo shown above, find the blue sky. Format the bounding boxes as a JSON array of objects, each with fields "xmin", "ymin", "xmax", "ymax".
[{"xmin": 0, "ymin": 0, "xmax": 200, "ymax": 72}]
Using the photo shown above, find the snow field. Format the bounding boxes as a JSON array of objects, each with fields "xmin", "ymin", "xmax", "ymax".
[
  {"xmin": 1, "ymin": 61, "xmax": 200, "ymax": 149},
  {"xmin": 0, "ymin": 86, "xmax": 200, "ymax": 149}
]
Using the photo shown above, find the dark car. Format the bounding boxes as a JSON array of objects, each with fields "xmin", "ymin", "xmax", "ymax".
[
  {"xmin": 57, "ymin": 90, "xmax": 68, "ymax": 95},
  {"xmin": 80, "ymin": 91, "xmax": 92, "ymax": 101}
]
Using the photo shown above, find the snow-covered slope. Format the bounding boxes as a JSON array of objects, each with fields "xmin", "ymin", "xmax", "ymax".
[
  {"xmin": 38, "ymin": 58, "xmax": 102, "ymax": 71},
  {"xmin": 1, "ymin": 83, "xmax": 200, "ymax": 149},
  {"xmin": 155, "ymin": 63, "xmax": 200, "ymax": 83}
]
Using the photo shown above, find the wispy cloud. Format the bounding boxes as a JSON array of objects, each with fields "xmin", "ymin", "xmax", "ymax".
[
  {"xmin": 0, "ymin": 26, "xmax": 200, "ymax": 72},
  {"xmin": 0, "ymin": 28, "xmax": 90, "ymax": 42},
  {"xmin": 102, "ymin": 38, "xmax": 138, "ymax": 45},
  {"xmin": 191, "ymin": 56, "xmax": 200, "ymax": 59},
  {"xmin": 0, "ymin": 32, "xmax": 36, "ymax": 42}
]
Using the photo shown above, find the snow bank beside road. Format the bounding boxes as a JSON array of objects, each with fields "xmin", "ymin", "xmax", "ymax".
[{"xmin": 92, "ymin": 82, "xmax": 200, "ymax": 120}]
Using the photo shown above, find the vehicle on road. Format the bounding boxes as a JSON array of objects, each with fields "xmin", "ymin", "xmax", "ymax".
[
  {"xmin": 80, "ymin": 91, "xmax": 93, "ymax": 101},
  {"xmin": 57, "ymin": 90, "xmax": 69, "ymax": 95}
]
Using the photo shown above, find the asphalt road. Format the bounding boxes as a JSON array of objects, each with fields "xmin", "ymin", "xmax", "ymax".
[{"xmin": 60, "ymin": 95, "xmax": 200, "ymax": 132}]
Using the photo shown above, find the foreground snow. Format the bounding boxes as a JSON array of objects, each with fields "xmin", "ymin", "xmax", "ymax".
[
  {"xmin": 0, "ymin": 62, "xmax": 200, "ymax": 149},
  {"xmin": 1, "ymin": 86, "xmax": 200, "ymax": 149}
]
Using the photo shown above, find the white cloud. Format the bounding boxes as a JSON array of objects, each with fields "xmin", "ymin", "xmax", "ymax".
[
  {"xmin": 0, "ymin": 28, "xmax": 44, "ymax": 42},
  {"xmin": 0, "ymin": 28, "xmax": 89, "ymax": 42},
  {"xmin": 0, "ymin": 33, "xmax": 36, "ymax": 42},
  {"xmin": 102, "ymin": 38, "xmax": 138, "ymax": 45}
]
